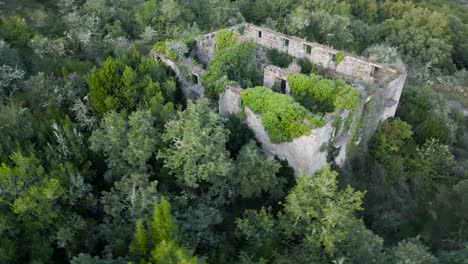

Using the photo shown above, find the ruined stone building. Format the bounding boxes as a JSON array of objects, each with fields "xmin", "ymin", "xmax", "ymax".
[{"xmin": 152, "ymin": 23, "xmax": 407, "ymax": 176}]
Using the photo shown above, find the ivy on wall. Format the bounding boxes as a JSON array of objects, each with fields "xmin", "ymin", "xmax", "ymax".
[{"xmin": 241, "ymin": 86, "xmax": 324, "ymax": 143}]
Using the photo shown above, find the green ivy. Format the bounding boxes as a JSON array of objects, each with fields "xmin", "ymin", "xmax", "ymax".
[
  {"xmin": 241, "ymin": 87, "xmax": 325, "ymax": 143},
  {"xmin": 287, "ymin": 73, "xmax": 359, "ymax": 113}
]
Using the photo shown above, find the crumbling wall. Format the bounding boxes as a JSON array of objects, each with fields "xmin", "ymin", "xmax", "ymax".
[
  {"xmin": 263, "ymin": 65, "xmax": 299, "ymax": 94},
  {"xmin": 245, "ymin": 107, "xmax": 336, "ymax": 176},
  {"xmin": 219, "ymin": 85, "xmax": 242, "ymax": 116},
  {"xmin": 152, "ymin": 50, "xmax": 205, "ymax": 100},
  {"xmin": 240, "ymin": 24, "xmax": 397, "ymax": 85}
]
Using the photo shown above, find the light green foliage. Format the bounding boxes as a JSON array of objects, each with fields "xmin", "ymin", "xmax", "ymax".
[
  {"xmin": 86, "ymin": 50, "xmax": 175, "ymax": 116},
  {"xmin": 129, "ymin": 197, "xmax": 200, "ymax": 264},
  {"xmin": 240, "ymin": 86, "xmax": 325, "ymax": 143},
  {"xmin": 0, "ymin": 16, "xmax": 32, "ymax": 47},
  {"xmin": 235, "ymin": 141, "xmax": 284, "ymax": 198},
  {"xmin": 386, "ymin": 8, "xmax": 452, "ymax": 66},
  {"xmin": 287, "ymin": 73, "xmax": 359, "ymax": 113},
  {"xmin": 130, "ymin": 220, "xmax": 148, "ymax": 261},
  {"xmin": 335, "ymin": 51, "xmax": 345, "ymax": 65},
  {"xmin": 391, "ymin": 238, "xmax": 438, "ymax": 264},
  {"xmin": 202, "ymin": 41, "xmax": 261, "ymax": 100},
  {"xmin": 282, "ymin": 166, "xmax": 365, "ymax": 257},
  {"xmin": 159, "ymin": 98, "xmax": 233, "ymax": 191},
  {"xmin": 215, "ymin": 29, "xmax": 238, "ymax": 54}
]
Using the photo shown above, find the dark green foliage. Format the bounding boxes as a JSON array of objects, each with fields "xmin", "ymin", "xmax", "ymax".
[
  {"xmin": 287, "ymin": 72, "xmax": 360, "ymax": 113},
  {"xmin": 202, "ymin": 41, "xmax": 261, "ymax": 100},
  {"xmin": 223, "ymin": 114, "xmax": 256, "ymax": 158},
  {"xmin": 298, "ymin": 57, "xmax": 314, "ymax": 74},
  {"xmin": 240, "ymin": 86, "xmax": 324, "ymax": 143},
  {"xmin": 86, "ymin": 50, "xmax": 175, "ymax": 117},
  {"xmin": 266, "ymin": 48, "xmax": 293, "ymax": 68}
]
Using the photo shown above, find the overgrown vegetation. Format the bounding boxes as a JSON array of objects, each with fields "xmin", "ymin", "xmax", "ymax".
[
  {"xmin": 241, "ymin": 86, "xmax": 324, "ymax": 142},
  {"xmin": 202, "ymin": 41, "xmax": 261, "ymax": 100},
  {"xmin": 266, "ymin": 48, "xmax": 293, "ymax": 68},
  {"xmin": 288, "ymin": 72, "xmax": 360, "ymax": 113},
  {"xmin": 1, "ymin": 0, "xmax": 468, "ymax": 263}
]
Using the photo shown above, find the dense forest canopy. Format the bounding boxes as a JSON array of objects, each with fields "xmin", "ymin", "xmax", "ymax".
[{"xmin": 0, "ymin": 0, "xmax": 468, "ymax": 263}]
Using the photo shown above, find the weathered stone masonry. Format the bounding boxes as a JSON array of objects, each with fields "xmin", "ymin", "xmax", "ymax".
[{"xmin": 153, "ymin": 23, "xmax": 407, "ymax": 176}]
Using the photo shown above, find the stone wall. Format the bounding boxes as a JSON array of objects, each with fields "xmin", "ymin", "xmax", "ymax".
[
  {"xmin": 245, "ymin": 107, "xmax": 336, "ymax": 176},
  {"xmin": 219, "ymin": 84, "xmax": 242, "ymax": 116},
  {"xmin": 155, "ymin": 23, "xmax": 408, "ymax": 176},
  {"xmin": 152, "ymin": 50, "xmax": 205, "ymax": 100}
]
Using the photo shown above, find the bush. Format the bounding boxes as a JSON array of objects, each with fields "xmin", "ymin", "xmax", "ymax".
[
  {"xmin": 215, "ymin": 29, "xmax": 238, "ymax": 54},
  {"xmin": 335, "ymin": 51, "xmax": 345, "ymax": 65},
  {"xmin": 241, "ymin": 86, "xmax": 324, "ymax": 143},
  {"xmin": 266, "ymin": 48, "xmax": 293, "ymax": 68},
  {"xmin": 287, "ymin": 73, "xmax": 359, "ymax": 113},
  {"xmin": 298, "ymin": 58, "xmax": 314, "ymax": 74},
  {"xmin": 202, "ymin": 41, "xmax": 261, "ymax": 100}
]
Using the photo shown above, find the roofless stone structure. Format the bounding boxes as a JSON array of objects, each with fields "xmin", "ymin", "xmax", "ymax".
[{"xmin": 152, "ymin": 23, "xmax": 407, "ymax": 176}]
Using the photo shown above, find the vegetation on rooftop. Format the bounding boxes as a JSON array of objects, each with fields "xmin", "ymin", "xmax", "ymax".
[
  {"xmin": 288, "ymin": 72, "xmax": 360, "ymax": 113},
  {"xmin": 241, "ymin": 86, "xmax": 325, "ymax": 143}
]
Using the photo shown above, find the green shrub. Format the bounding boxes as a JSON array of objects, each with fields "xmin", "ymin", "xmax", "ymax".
[
  {"xmin": 335, "ymin": 51, "xmax": 345, "ymax": 65},
  {"xmin": 287, "ymin": 73, "xmax": 359, "ymax": 113},
  {"xmin": 298, "ymin": 58, "xmax": 314, "ymax": 74},
  {"xmin": 215, "ymin": 29, "xmax": 238, "ymax": 54},
  {"xmin": 266, "ymin": 48, "xmax": 293, "ymax": 68},
  {"xmin": 241, "ymin": 87, "xmax": 324, "ymax": 143},
  {"xmin": 202, "ymin": 41, "xmax": 261, "ymax": 101}
]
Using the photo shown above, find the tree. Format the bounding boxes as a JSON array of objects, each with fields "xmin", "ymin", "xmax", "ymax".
[
  {"xmin": 129, "ymin": 197, "xmax": 201, "ymax": 264},
  {"xmin": 0, "ymin": 16, "xmax": 32, "ymax": 48},
  {"xmin": 202, "ymin": 41, "xmax": 261, "ymax": 100},
  {"xmin": 158, "ymin": 98, "xmax": 234, "ymax": 249},
  {"xmin": 0, "ymin": 102, "xmax": 33, "ymax": 158},
  {"xmin": 385, "ymin": 8, "xmax": 453, "ymax": 67},
  {"xmin": 0, "ymin": 152, "xmax": 94, "ymax": 263},
  {"xmin": 86, "ymin": 50, "xmax": 175, "ymax": 116},
  {"xmin": 235, "ymin": 208, "xmax": 278, "ymax": 260},
  {"xmin": 235, "ymin": 141, "xmax": 284, "ymax": 198},
  {"xmin": 90, "ymin": 109, "xmax": 158, "ymax": 183},
  {"xmin": 408, "ymin": 139, "xmax": 455, "ymax": 193},
  {"xmin": 280, "ymin": 166, "xmax": 365, "ymax": 257},
  {"xmin": 391, "ymin": 238, "xmax": 439, "ymax": 264},
  {"xmin": 158, "ymin": 98, "xmax": 233, "ymax": 193},
  {"xmin": 214, "ymin": 29, "xmax": 238, "ymax": 54}
]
